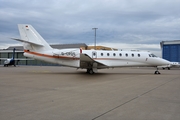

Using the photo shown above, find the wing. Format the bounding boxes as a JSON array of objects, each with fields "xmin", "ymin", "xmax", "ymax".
[{"xmin": 80, "ymin": 53, "xmax": 108, "ymax": 69}]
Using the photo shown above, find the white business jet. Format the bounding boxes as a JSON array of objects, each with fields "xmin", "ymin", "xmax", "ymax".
[{"xmin": 12, "ymin": 24, "xmax": 171, "ymax": 74}]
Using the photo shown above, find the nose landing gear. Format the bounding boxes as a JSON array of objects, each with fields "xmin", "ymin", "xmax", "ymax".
[{"xmin": 154, "ymin": 67, "xmax": 160, "ymax": 74}]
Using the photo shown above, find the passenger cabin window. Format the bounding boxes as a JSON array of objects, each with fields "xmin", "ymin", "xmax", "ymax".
[
  {"xmin": 126, "ymin": 53, "xmax": 128, "ymax": 57},
  {"xmin": 113, "ymin": 53, "xmax": 116, "ymax": 56},
  {"xmin": 132, "ymin": 54, "xmax": 134, "ymax": 57},
  {"xmin": 119, "ymin": 53, "xmax": 122, "ymax": 56},
  {"xmin": 138, "ymin": 54, "xmax": 140, "ymax": 57},
  {"xmin": 101, "ymin": 53, "xmax": 103, "ymax": 56},
  {"xmin": 107, "ymin": 53, "xmax": 110, "ymax": 56}
]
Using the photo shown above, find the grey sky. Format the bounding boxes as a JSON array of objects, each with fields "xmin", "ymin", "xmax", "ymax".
[{"xmin": 0, "ymin": 0, "xmax": 180, "ymax": 56}]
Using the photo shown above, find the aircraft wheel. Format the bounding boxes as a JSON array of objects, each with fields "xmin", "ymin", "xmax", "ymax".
[
  {"xmin": 89, "ymin": 69, "xmax": 94, "ymax": 74},
  {"xmin": 86, "ymin": 68, "xmax": 94, "ymax": 74},
  {"xmin": 154, "ymin": 71, "xmax": 160, "ymax": 74}
]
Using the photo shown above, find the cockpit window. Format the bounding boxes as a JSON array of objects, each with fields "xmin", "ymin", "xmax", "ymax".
[{"xmin": 151, "ymin": 54, "xmax": 157, "ymax": 57}]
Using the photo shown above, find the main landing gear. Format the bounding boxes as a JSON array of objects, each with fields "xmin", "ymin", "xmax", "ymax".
[
  {"xmin": 154, "ymin": 67, "xmax": 160, "ymax": 74},
  {"xmin": 86, "ymin": 68, "xmax": 94, "ymax": 74},
  {"xmin": 86, "ymin": 63, "xmax": 98, "ymax": 74}
]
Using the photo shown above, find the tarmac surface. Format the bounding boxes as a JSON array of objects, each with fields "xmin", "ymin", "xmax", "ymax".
[{"xmin": 0, "ymin": 66, "xmax": 180, "ymax": 120}]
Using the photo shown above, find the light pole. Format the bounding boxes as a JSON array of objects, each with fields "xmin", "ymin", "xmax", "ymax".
[{"xmin": 92, "ymin": 28, "xmax": 98, "ymax": 50}]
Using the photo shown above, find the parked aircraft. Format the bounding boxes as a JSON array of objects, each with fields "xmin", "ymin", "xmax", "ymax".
[
  {"xmin": 0, "ymin": 48, "xmax": 33, "ymax": 67},
  {"xmin": 12, "ymin": 24, "xmax": 171, "ymax": 74},
  {"xmin": 158, "ymin": 62, "xmax": 180, "ymax": 70},
  {"xmin": 0, "ymin": 48, "xmax": 16, "ymax": 67}
]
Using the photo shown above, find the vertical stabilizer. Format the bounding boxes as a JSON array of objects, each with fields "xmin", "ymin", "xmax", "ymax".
[
  {"xmin": 12, "ymin": 48, "xmax": 15, "ymax": 60},
  {"xmin": 17, "ymin": 24, "xmax": 52, "ymax": 51}
]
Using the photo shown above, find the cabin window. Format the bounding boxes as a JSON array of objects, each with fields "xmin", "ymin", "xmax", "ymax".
[
  {"xmin": 113, "ymin": 53, "xmax": 116, "ymax": 56},
  {"xmin": 119, "ymin": 53, "xmax": 122, "ymax": 56},
  {"xmin": 107, "ymin": 53, "xmax": 110, "ymax": 56},
  {"xmin": 138, "ymin": 54, "xmax": 140, "ymax": 57},
  {"xmin": 93, "ymin": 52, "xmax": 96, "ymax": 56},
  {"xmin": 101, "ymin": 53, "xmax": 103, "ymax": 56},
  {"xmin": 132, "ymin": 54, "xmax": 134, "ymax": 57},
  {"xmin": 126, "ymin": 53, "xmax": 128, "ymax": 57}
]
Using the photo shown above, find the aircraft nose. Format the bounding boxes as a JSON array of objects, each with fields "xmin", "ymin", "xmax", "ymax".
[{"xmin": 162, "ymin": 59, "xmax": 171, "ymax": 65}]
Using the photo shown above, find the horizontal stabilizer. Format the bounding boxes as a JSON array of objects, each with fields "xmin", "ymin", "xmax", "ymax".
[{"xmin": 11, "ymin": 38, "xmax": 44, "ymax": 46}]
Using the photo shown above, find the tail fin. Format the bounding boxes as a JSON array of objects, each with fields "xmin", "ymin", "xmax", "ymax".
[{"xmin": 13, "ymin": 24, "xmax": 52, "ymax": 51}]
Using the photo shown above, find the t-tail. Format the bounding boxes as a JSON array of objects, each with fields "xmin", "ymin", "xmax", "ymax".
[{"xmin": 12, "ymin": 24, "xmax": 53, "ymax": 52}]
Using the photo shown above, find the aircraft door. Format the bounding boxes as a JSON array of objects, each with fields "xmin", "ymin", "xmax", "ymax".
[{"xmin": 92, "ymin": 51, "xmax": 97, "ymax": 59}]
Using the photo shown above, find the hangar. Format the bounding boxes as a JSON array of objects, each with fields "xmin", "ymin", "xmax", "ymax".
[{"xmin": 160, "ymin": 40, "xmax": 180, "ymax": 62}]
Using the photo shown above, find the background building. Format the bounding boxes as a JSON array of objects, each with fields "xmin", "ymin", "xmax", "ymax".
[{"xmin": 160, "ymin": 40, "xmax": 180, "ymax": 62}]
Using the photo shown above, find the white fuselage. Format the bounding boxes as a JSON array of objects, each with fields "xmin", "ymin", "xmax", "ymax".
[
  {"xmin": 82, "ymin": 50, "xmax": 170, "ymax": 68},
  {"xmin": 23, "ymin": 48, "xmax": 171, "ymax": 69}
]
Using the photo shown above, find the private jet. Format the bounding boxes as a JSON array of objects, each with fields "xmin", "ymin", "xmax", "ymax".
[
  {"xmin": 158, "ymin": 62, "xmax": 180, "ymax": 70},
  {"xmin": 11, "ymin": 24, "xmax": 171, "ymax": 74},
  {"xmin": 1, "ymin": 48, "xmax": 16, "ymax": 67}
]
